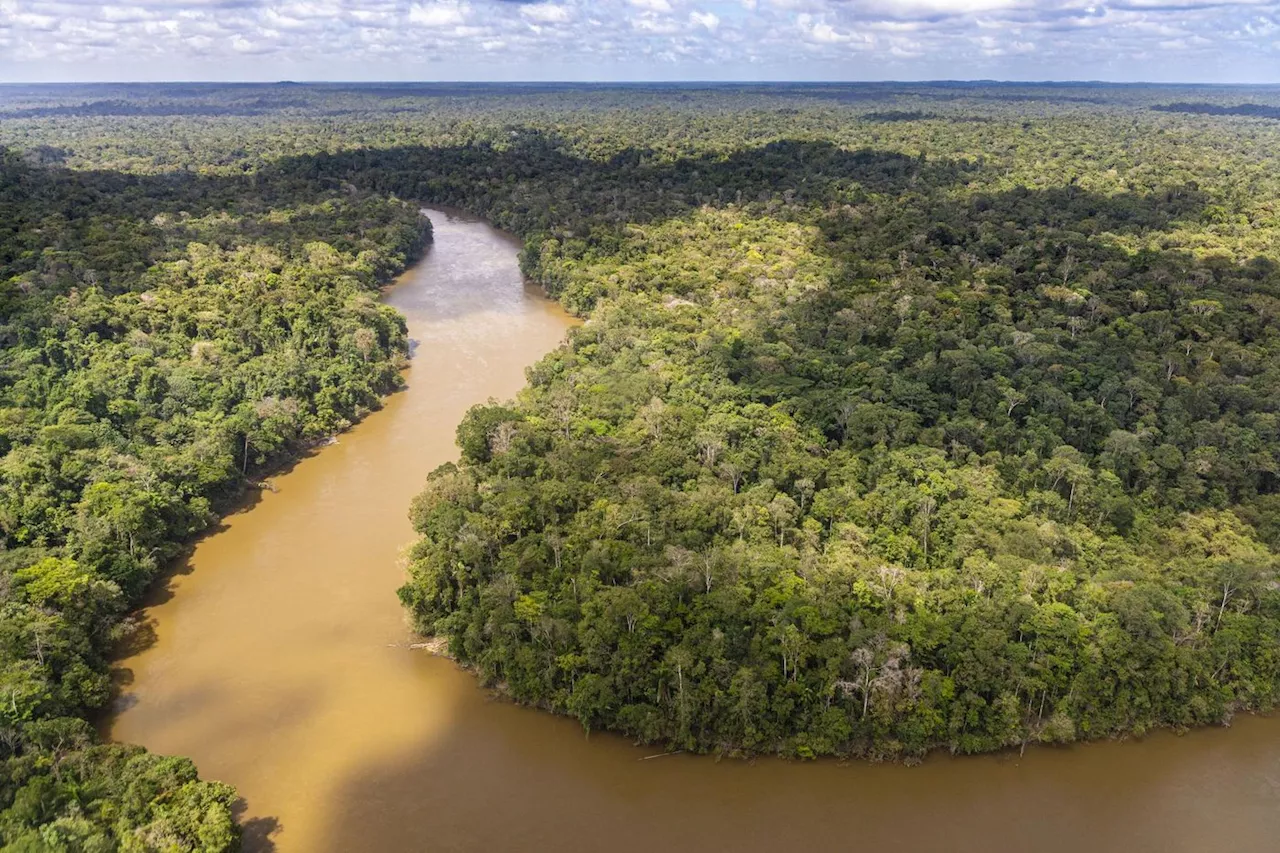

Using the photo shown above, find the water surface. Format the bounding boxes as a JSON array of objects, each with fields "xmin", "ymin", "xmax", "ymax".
[{"xmin": 110, "ymin": 208, "xmax": 1280, "ymax": 853}]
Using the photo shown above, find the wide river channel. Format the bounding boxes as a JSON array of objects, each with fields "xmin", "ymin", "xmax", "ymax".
[{"xmin": 109, "ymin": 207, "xmax": 1280, "ymax": 852}]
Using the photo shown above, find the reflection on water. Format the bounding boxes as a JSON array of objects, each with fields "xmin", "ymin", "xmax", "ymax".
[{"xmin": 110, "ymin": 209, "xmax": 1280, "ymax": 853}]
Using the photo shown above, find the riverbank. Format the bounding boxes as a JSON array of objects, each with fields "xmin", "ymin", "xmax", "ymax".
[
  {"xmin": 108, "ymin": 208, "xmax": 1280, "ymax": 853},
  {"xmin": 107, "ymin": 207, "xmax": 577, "ymax": 851}
]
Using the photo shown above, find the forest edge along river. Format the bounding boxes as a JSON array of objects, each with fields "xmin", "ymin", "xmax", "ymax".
[{"xmin": 107, "ymin": 207, "xmax": 1280, "ymax": 853}]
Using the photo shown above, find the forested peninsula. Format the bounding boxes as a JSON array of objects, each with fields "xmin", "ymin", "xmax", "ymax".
[{"xmin": 1, "ymin": 82, "xmax": 1280, "ymax": 848}]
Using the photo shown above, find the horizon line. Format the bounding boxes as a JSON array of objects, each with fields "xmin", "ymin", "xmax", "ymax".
[{"xmin": 3, "ymin": 78, "xmax": 1280, "ymax": 88}]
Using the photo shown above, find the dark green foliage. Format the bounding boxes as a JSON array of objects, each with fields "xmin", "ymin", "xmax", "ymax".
[
  {"xmin": 0, "ymin": 142, "xmax": 428, "ymax": 847},
  {"xmin": 1, "ymin": 735, "xmax": 239, "ymax": 852},
  {"xmin": 1153, "ymin": 103, "xmax": 1280, "ymax": 120},
  {"xmin": 2, "ymin": 80, "xmax": 1280, "ymax": 841},
  {"xmin": 388, "ymin": 87, "xmax": 1280, "ymax": 760}
]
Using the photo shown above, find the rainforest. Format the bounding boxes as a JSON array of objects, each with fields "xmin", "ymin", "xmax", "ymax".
[{"xmin": 1, "ymin": 82, "xmax": 1279, "ymax": 850}]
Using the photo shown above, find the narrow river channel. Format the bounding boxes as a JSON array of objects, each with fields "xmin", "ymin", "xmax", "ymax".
[{"xmin": 109, "ymin": 208, "xmax": 1280, "ymax": 853}]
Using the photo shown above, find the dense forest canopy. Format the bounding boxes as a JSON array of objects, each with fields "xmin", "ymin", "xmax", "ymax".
[
  {"xmin": 0, "ymin": 90, "xmax": 432, "ymax": 850},
  {"xmin": 1, "ymin": 81, "xmax": 1279, "ymax": 847}
]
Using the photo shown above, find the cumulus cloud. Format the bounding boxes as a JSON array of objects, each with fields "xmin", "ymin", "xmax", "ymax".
[
  {"xmin": 520, "ymin": 3, "xmax": 571, "ymax": 23},
  {"xmin": 690, "ymin": 9, "xmax": 720, "ymax": 30},
  {"xmin": 0, "ymin": 0, "xmax": 1276, "ymax": 81},
  {"xmin": 409, "ymin": 1, "xmax": 468, "ymax": 27}
]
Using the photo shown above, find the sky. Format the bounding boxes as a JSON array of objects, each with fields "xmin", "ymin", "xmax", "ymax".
[{"xmin": 0, "ymin": 0, "xmax": 1278, "ymax": 84}]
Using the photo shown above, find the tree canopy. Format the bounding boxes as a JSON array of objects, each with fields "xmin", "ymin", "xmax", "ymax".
[
  {"xmin": 0, "ymin": 114, "xmax": 428, "ymax": 849},
  {"xmin": 0, "ymin": 81, "xmax": 1279, "ymax": 844}
]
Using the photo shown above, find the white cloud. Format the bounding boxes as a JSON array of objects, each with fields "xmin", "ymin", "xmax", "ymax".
[
  {"xmin": 520, "ymin": 3, "xmax": 571, "ymax": 24},
  {"xmin": 632, "ymin": 14, "xmax": 683, "ymax": 33},
  {"xmin": 888, "ymin": 41, "xmax": 924, "ymax": 56},
  {"xmin": 230, "ymin": 32, "xmax": 275, "ymax": 53},
  {"xmin": 874, "ymin": 0, "xmax": 1025, "ymax": 15},
  {"xmin": 408, "ymin": 1, "xmax": 467, "ymax": 28},
  {"xmin": 347, "ymin": 9, "xmax": 394, "ymax": 27},
  {"xmin": 691, "ymin": 9, "xmax": 720, "ymax": 30},
  {"xmin": 99, "ymin": 6, "xmax": 155, "ymax": 23},
  {"xmin": 11, "ymin": 11, "xmax": 58, "ymax": 29},
  {"xmin": 977, "ymin": 34, "xmax": 1035, "ymax": 53},
  {"xmin": 0, "ymin": 0, "xmax": 1275, "ymax": 81},
  {"xmin": 1116, "ymin": 0, "xmax": 1273, "ymax": 7},
  {"xmin": 798, "ymin": 12, "xmax": 870, "ymax": 44},
  {"xmin": 280, "ymin": 1, "xmax": 340, "ymax": 17}
]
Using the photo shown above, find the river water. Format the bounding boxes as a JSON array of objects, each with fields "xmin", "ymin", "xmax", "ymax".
[{"xmin": 109, "ymin": 208, "xmax": 1280, "ymax": 853}]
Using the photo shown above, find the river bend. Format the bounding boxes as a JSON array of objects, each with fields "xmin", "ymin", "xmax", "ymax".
[{"xmin": 110, "ymin": 208, "xmax": 1280, "ymax": 853}]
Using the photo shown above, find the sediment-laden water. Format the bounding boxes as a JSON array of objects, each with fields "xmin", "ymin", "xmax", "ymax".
[{"xmin": 109, "ymin": 208, "xmax": 1280, "ymax": 853}]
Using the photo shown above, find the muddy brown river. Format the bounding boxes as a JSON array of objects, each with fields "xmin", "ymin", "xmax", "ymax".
[{"xmin": 109, "ymin": 207, "xmax": 1280, "ymax": 853}]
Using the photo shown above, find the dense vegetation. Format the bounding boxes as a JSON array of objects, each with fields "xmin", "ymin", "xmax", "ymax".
[
  {"xmin": 379, "ymin": 86, "xmax": 1280, "ymax": 758},
  {"xmin": 1153, "ymin": 103, "xmax": 1280, "ymax": 120},
  {"xmin": 1, "ymin": 81, "xmax": 1280, "ymax": 842},
  {"xmin": 0, "ymin": 138, "xmax": 427, "ymax": 847}
]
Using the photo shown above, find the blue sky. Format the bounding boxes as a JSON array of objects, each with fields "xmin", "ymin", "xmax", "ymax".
[{"xmin": 0, "ymin": 0, "xmax": 1277, "ymax": 83}]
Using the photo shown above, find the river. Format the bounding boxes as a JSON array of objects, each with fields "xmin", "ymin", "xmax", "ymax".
[{"xmin": 109, "ymin": 207, "xmax": 1280, "ymax": 853}]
